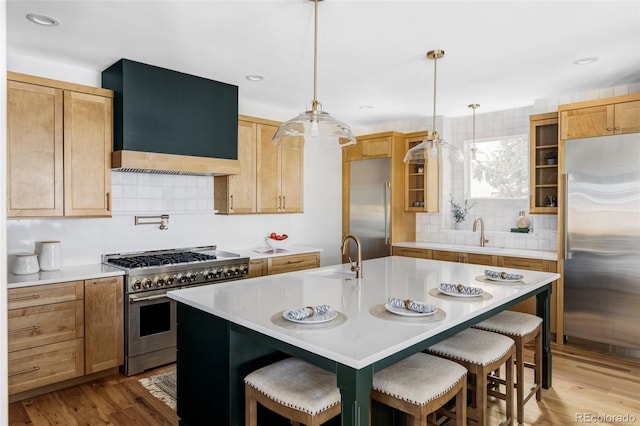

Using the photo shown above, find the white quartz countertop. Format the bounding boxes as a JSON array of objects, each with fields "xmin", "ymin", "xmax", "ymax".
[
  {"xmin": 7, "ymin": 264, "xmax": 125, "ymax": 289},
  {"xmin": 232, "ymin": 244, "xmax": 323, "ymax": 260},
  {"xmin": 393, "ymin": 241, "xmax": 557, "ymax": 261},
  {"xmin": 168, "ymin": 256, "xmax": 559, "ymax": 369}
]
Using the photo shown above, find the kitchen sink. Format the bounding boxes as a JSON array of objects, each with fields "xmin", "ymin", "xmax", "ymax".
[{"xmin": 306, "ymin": 269, "xmax": 356, "ymax": 280}]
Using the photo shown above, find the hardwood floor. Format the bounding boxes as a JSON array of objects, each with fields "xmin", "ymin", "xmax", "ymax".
[{"xmin": 8, "ymin": 343, "xmax": 640, "ymax": 425}]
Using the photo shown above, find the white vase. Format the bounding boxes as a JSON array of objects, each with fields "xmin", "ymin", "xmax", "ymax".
[
  {"xmin": 38, "ymin": 241, "xmax": 62, "ymax": 271},
  {"xmin": 454, "ymin": 222, "xmax": 464, "ymax": 230}
]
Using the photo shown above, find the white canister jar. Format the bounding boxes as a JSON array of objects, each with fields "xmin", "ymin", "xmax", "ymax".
[
  {"xmin": 38, "ymin": 241, "xmax": 62, "ymax": 271},
  {"xmin": 12, "ymin": 253, "xmax": 40, "ymax": 275},
  {"xmin": 516, "ymin": 211, "xmax": 531, "ymax": 229}
]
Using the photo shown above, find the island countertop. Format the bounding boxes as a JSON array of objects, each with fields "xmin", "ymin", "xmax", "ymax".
[{"xmin": 168, "ymin": 255, "xmax": 559, "ymax": 369}]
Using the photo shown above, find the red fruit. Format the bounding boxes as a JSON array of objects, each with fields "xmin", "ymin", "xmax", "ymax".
[
  {"xmin": 282, "ymin": 234, "xmax": 288, "ymax": 239},
  {"xmin": 269, "ymin": 232, "xmax": 277, "ymax": 239}
]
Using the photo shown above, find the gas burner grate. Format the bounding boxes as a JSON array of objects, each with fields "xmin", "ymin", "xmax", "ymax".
[{"xmin": 107, "ymin": 251, "xmax": 217, "ymax": 269}]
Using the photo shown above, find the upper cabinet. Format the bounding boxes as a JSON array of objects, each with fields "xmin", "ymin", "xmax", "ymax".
[
  {"xmin": 214, "ymin": 115, "xmax": 303, "ymax": 214},
  {"xmin": 404, "ymin": 131, "xmax": 439, "ymax": 213},
  {"xmin": 559, "ymin": 94, "xmax": 640, "ymax": 139},
  {"xmin": 7, "ymin": 73, "xmax": 113, "ymax": 218},
  {"xmin": 529, "ymin": 112, "xmax": 558, "ymax": 214}
]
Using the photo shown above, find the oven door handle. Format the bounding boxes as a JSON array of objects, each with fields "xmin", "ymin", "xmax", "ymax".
[{"xmin": 129, "ymin": 293, "xmax": 170, "ymax": 303}]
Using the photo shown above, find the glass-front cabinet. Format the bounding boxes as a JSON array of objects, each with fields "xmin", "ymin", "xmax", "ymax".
[
  {"xmin": 404, "ymin": 131, "xmax": 439, "ymax": 212},
  {"xmin": 529, "ymin": 112, "xmax": 558, "ymax": 214}
]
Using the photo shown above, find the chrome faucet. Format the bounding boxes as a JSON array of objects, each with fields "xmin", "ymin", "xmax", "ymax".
[
  {"xmin": 472, "ymin": 217, "xmax": 489, "ymax": 247},
  {"xmin": 341, "ymin": 234, "xmax": 363, "ymax": 278}
]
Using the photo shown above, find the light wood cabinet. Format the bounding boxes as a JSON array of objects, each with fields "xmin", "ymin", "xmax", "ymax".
[
  {"xmin": 392, "ymin": 247, "xmax": 431, "ymax": 259},
  {"xmin": 529, "ymin": 112, "xmax": 559, "ymax": 214},
  {"xmin": 7, "ymin": 72, "xmax": 113, "ymax": 218},
  {"xmin": 84, "ymin": 277, "xmax": 123, "ymax": 374},
  {"xmin": 267, "ymin": 252, "xmax": 320, "ymax": 275},
  {"xmin": 7, "ymin": 281, "xmax": 85, "ymax": 395},
  {"xmin": 248, "ymin": 258, "xmax": 268, "ymax": 278},
  {"xmin": 404, "ymin": 131, "xmax": 439, "ymax": 212},
  {"xmin": 431, "ymin": 249, "xmax": 497, "ymax": 266},
  {"xmin": 559, "ymin": 94, "xmax": 640, "ymax": 139},
  {"xmin": 215, "ymin": 115, "xmax": 303, "ymax": 214},
  {"xmin": 342, "ymin": 135, "xmax": 392, "ymax": 161}
]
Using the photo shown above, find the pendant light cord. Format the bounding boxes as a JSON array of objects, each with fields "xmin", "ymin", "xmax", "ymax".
[
  {"xmin": 432, "ymin": 55, "xmax": 437, "ymax": 138},
  {"xmin": 312, "ymin": 0, "xmax": 319, "ymax": 112}
]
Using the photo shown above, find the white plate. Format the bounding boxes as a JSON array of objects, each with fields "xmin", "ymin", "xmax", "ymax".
[
  {"xmin": 484, "ymin": 275, "xmax": 523, "ymax": 283},
  {"xmin": 439, "ymin": 288, "xmax": 484, "ymax": 298},
  {"xmin": 283, "ymin": 309, "xmax": 338, "ymax": 324},
  {"xmin": 384, "ymin": 303, "xmax": 437, "ymax": 317}
]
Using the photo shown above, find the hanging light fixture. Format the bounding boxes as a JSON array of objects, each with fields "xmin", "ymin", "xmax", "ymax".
[
  {"xmin": 272, "ymin": 0, "xmax": 356, "ymax": 147},
  {"xmin": 469, "ymin": 103, "xmax": 480, "ymax": 160},
  {"xmin": 403, "ymin": 49, "xmax": 446, "ymax": 164}
]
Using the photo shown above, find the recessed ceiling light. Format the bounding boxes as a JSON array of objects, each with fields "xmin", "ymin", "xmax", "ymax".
[
  {"xmin": 245, "ymin": 75, "xmax": 264, "ymax": 82},
  {"xmin": 26, "ymin": 13, "xmax": 59, "ymax": 26},
  {"xmin": 573, "ymin": 57, "xmax": 598, "ymax": 65},
  {"xmin": 359, "ymin": 105, "xmax": 374, "ymax": 110}
]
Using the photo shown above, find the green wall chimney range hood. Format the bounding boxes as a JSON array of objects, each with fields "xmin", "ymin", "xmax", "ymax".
[{"xmin": 102, "ymin": 59, "xmax": 240, "ymax": 175}]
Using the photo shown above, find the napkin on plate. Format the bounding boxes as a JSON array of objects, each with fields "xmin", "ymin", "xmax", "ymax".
[
  {"xmin": 387, "ymin": 298, "xmax": 436, "ymax": 314},
  {"xmin": 285, "ymin": 304, "xmax": 330, "ymax": 321},
  {"xmin": 484, "ymin": 269, "xmax": 524, "ymax": 280},
  {"xmin": 439, "ymin": 282, "xmax": 484, "ymax": 296}
]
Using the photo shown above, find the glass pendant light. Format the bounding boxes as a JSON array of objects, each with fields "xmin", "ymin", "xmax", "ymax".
[
  {"xmin": 403, "ymin": 49, "xmax": 445, "ymax": 164},
  {"xmin": 272, "ymin": 0, "xmax": 356, "ymax": 147},
  {"xmin": 469, "ymin": 103, "xmax": 479, "ymax": 160}
]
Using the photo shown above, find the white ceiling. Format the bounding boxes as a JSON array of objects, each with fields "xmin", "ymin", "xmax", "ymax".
[{"xmin": 6, "ymin": 0, "xmax": 640, "ymax": 131}]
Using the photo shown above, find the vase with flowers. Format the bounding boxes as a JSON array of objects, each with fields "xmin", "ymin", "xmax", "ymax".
[{"xmin": 450, "ymin": 194, "xmax": 476, "ymax": 230}]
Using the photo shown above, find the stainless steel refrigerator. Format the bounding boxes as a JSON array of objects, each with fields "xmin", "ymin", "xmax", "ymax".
[
  {"xmin": 348, "ymin": 158, "xmax": 391, "ymax": 260},
  {"xmin": 563, "ymin": 133, "xmax": 640, "ymax": 358}
]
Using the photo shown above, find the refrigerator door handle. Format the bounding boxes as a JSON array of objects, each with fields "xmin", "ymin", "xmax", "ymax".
[
  {"xmin": 563, "ymin": 173, "xmax": 571, "ymax": 260},
  {"xmin": 384, "ymin": 181, "xmax": 391, "ymax": 245}
]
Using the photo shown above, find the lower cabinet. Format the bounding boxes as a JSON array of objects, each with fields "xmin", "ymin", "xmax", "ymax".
[
  {"xmin": 248, "ymin": 252, "xmax": 321, "ymax": 277},
  {"xmin": 392, "ymin": 247, "xmax": 561, "ymax": 343},
  {"xmin": 7, "ymin": 276, "xmax": 124, "ymax": 398}
]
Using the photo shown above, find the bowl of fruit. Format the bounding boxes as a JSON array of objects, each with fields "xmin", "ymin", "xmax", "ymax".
[{"xmin": 266, "ymin": 232, "xmax": 289, "ymax": 250}]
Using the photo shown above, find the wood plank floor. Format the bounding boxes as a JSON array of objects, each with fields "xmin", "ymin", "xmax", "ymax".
[{"xmin": 8, "ymin": 343, "xmax": 640, "ymax": 425}]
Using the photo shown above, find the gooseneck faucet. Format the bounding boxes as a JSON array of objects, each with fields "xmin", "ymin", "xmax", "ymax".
[
  {"xmin": 472, "ymin": 217, "xmax": 489, "ymax": 247},
  {"xmin": 341, "ymin": 234, "xmax": 363, "ymax": 278}
]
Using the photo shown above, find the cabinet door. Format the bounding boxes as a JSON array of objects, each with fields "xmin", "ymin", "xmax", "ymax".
[
  {"xmin": 257, "ymin": 124, "xmax": 280, "ymax": 213},
  {"xmin": 392, "ymin": 247, "xmax": 431, "ymax": 259},
  {"xmin": 248, "ymin": 258, "xmax": 267, "ymax": 278},
  {"xmin": 614, "ymin": 100, "xmax": 640, "ymax": 134},
  {"xmin": 7, "ymin": 81, "xmax": 64, "ymax": 217},
  {"xmin": 84, "ymin": 277, "xmax": 123, "ymax": 374},
  {"xmin": 529, "ymin": 113, "xmax": 558, "ymax": 214},
  {"xmin": 560, "ymin": 105, "xmax": 614, "ymax": 139},
  {"xmin": 279, "ymin": 136, "xmax": 304, "ymax": 212},
  {"xmin": 466, "ymin": 253, "xmax": 497, "ymax": 266},
  {"xmin": 64, "ymin": 91, "xmax": 112, "ymax": 217},
  {"xmin": 227, "ymin": 120, "xmax": 257, "ymax": 213}
]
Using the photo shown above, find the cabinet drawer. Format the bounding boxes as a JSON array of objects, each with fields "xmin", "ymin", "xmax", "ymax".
[
  {"xmin": 8, "ymin": 300, "xmax": 84, "ymax": 352},
  {"xmin": 362, "ymin": 136, "xmax": 392, "ymax": 158},
  {"xmin": 499, "ymin": 256, "xmax": 548, "ymax": 271},
  {"xmin": 392, "ymin": 247, "xmax": 431, "ymax": 259},
  {"xmin": 248, "ymin": 258, "xmax": 267, "ymax": 278},
  {"xmin": 466, "ymin": 253, "xmax": 497, "ymax": 266},
  {"xmin": 8, "ymin": 281, "xmax": 84, "ymax": 310},
  {"xmin": 8, "ymin": 338, "xmax": 84, "ymax": 395},
  {"xmin": 268, "ymin": 253, "xmax": 320, "ymax": 275},
  {"xmin": 432, "ymin": 250, "xmax": 464, "ymax": 263}
]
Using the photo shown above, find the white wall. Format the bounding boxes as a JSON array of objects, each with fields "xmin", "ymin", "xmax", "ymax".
[
  {"xmin": 6, "ymin": 54, "xmax": 344, "ymax": 267},
  {"xmin": 1, "ymin": 2, "xmax": 9, "ymax": 422}
]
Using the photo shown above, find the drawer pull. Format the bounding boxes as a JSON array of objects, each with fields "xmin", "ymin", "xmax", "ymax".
[
  {"xmin": 8, "ymin": 294, "xmax": 40, "ymax": 302},
  {"xmin": 8, "ymin": 325, "xmax": 40, "ymax": 335},
  {"xmin": 9, "ymin": 366, "xmax": 40, "ymax": 377},
  {"xmin": 93, "ymin": 278, "xmax": 118, "ymax": 285},
  {"xmin": 285, "ymin": 260, "xmax": 304, "ymax": 265}
]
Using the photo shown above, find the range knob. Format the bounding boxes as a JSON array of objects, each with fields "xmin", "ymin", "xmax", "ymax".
[
  {"xmin": 132, "ymin": 280, "xmax": 142, "ymax": 290},
  {"xmin": 166, "ymin": 276, "xmax": 175, "ymax": 285},
  {"xmin": 215, "ymin": 269, "xmax": 223, "ymax": 278},
  {"xmin": 204, "ymin": 271, "xmax": 215, "ymax": 280},
  {"xmin": 233, "ymin": 267, "xmax": 241, "ymax": 276},
  {"xmin": 155, "ymin": 277, "xmax": 166, "ymax": 287},
  {"xmin": 188, "ymin": 273, "xmax": 198, "ymax": 282},
  {"xmin": 143, "ymin": 279, "xmax": 154, "ymax": 289},
  {"xmin": 178, "ymin": 274, "xmax": 189, "ymax": 284},
  {"xmin": 224, "ymin": 268, "xmax": 234, "ymax": 277},
  {"xmin": 242, "ymin": 265, "xmax": 249, "ymax": 275}
]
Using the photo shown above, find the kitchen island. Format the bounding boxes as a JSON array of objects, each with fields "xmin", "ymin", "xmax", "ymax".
[{"xmin": 168, "ymin": 255, "xmax": 559, "ymax": 426}]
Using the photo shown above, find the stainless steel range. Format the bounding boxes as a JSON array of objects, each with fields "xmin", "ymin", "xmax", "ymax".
[{"xmin": 103, "ymin": 245, "xmax": 250, "ymax": 376}]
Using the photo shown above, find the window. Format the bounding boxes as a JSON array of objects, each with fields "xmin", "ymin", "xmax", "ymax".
[{"xmin": 464, "ymin": 134, "xmax": 529, "ymax": 199}]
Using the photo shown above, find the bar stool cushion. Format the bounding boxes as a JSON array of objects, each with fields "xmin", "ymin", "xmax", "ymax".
[
  {"xmin": 373, "ymin": 353, "xmax": 467, "ymax": 406},
  {"xmin": 474, "ymin": 310, "xmax": 542, "ymax": 337},
  {"xmin": 244, "ymin": 357, "xmax": 340, "ymax": 416},
  {"xmin": 428, "ymin": 328, "xmax": 514, "ymax": 366}
]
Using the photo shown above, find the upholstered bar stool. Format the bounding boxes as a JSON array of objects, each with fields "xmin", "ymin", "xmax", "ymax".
[
  {"xmin": 473, "ymin": 310, "xmax": 543, "ymax": 425},
  {"xmin": 426, "ymin": 328, "xmax": 515, "ymax": 426},
  {"xmin": 244, "ymin": 357, "xmax": 341, "ymax": 426},
  {"xmin": 371, "ymin": 352, "xmax": 467, "ymax": 426}
]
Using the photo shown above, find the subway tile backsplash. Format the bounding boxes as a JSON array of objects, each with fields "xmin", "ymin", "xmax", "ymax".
[{"xmin": 110, "ymin": 172, "xmax": 214, "ymax": 214}]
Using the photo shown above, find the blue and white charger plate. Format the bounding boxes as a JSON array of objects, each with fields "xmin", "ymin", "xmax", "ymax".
[
  {"xmin": 282, "ymin": 309, "xmax": 338, "ymax": 324},
  {"xmin": 384, "ymin": 302, "xmax": 437, "ymax": 317}
]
